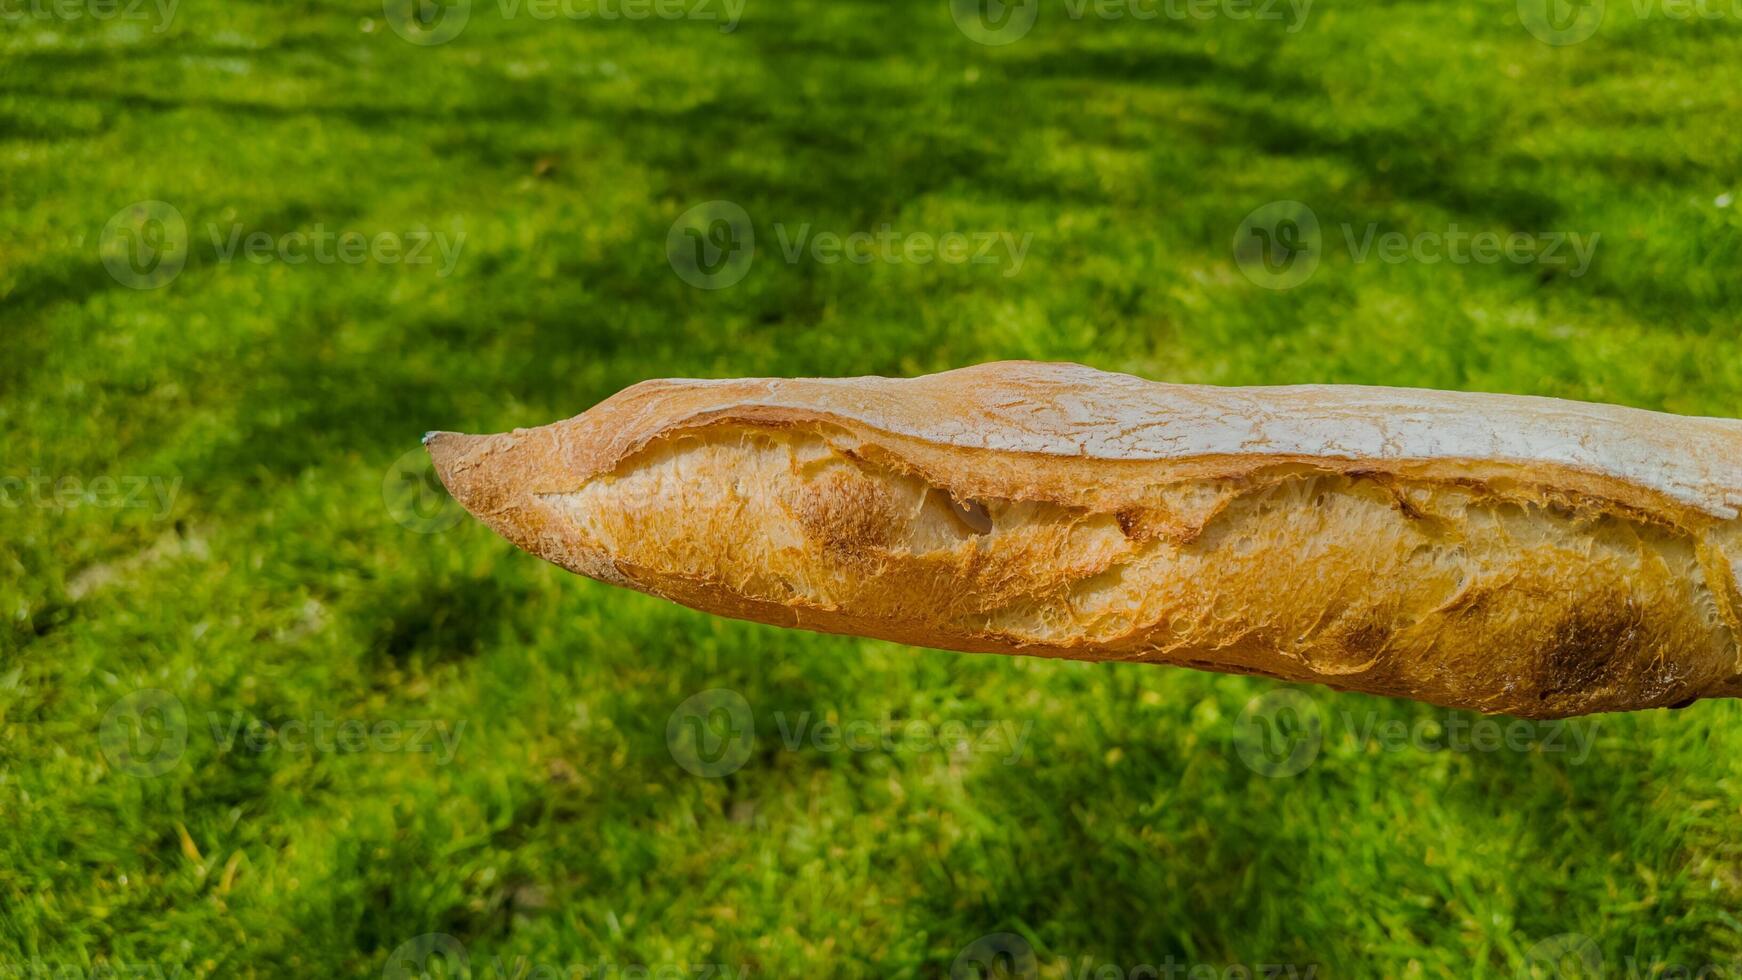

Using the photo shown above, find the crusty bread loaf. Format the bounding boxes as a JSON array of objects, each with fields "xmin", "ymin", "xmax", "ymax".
[{"xmin": 425, "ymin": 361, "xmax": 1742, "ymax": 718}]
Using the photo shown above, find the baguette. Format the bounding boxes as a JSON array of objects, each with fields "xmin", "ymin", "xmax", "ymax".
[{"xmin": 425, "ymin": 361, "xmax": 1742, "ymax": 718}]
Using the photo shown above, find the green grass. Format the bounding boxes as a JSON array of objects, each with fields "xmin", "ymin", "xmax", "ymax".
[{"xmin": 5, "ymin": 0, "xmax": 1742, "ymax": 975}]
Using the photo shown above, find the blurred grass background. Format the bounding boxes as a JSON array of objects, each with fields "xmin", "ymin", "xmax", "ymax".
[{"xmin": 4, "ymin": 0, "xmax": 1742, "ymax": 975}]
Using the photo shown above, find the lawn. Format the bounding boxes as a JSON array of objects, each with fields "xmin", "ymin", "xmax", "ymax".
[{"xmin": 4, "ymin": 0, "xmax": 1742, "ymax": 975}]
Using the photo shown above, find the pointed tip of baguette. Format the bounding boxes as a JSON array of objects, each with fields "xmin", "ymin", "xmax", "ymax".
[
  {"xmin": 422, "ymin": 430, "xmax": 494, "ymax": 511},
  {"xmin": 421, "ymin": 425, "xmax": 630, "ymax": 585},
  {"xmin": 422, "ymin": 429, "xmax": 487, "ymax": 451}
]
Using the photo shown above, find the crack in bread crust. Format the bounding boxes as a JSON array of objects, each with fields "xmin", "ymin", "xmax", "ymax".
[{"xmin": 539, "ymin": 423, "xmax": 1742, "ymax": 719}]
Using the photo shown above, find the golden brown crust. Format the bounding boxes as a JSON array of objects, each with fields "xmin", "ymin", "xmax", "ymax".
[{"xmin": 427, "ymin": 361, "xmax": 1742, "ymax": 718}]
